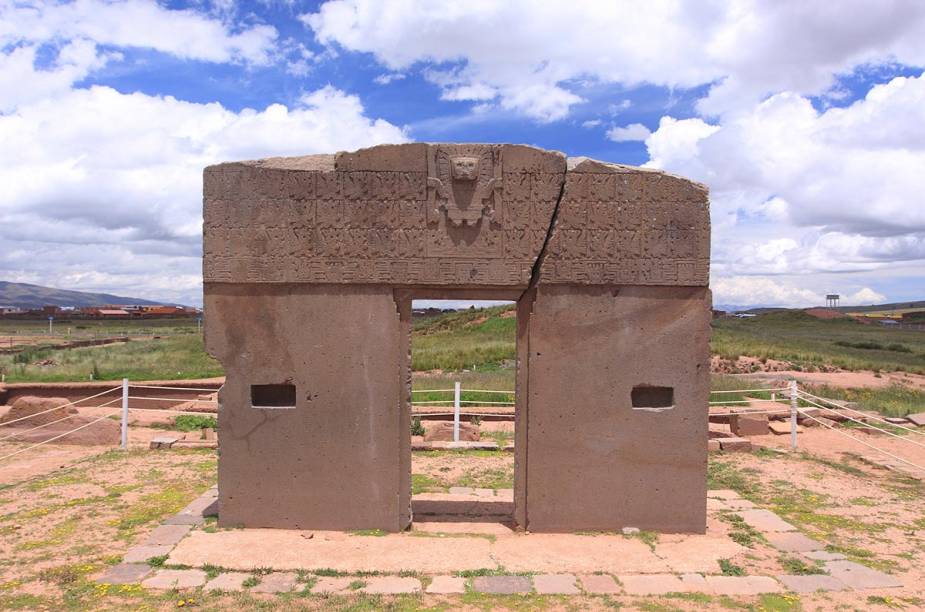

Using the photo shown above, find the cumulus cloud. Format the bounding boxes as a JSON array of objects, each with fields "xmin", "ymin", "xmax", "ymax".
[
  {"xmin": 0, "ymin": 0, "xmax": 279, "ymax": 65},
  {"xmin": 712, "ymin": 276, "xmax": 886, "ymax": 308},
  {"xmin": 605, "ymin": 123, "xmax": 651, "ymax": 142},
  {"xmin": 303, "ymin": 0, "xmax": 925, "ymax": 120},
  {"xmin": 644, "ymin": 73, "xmax": 925, "ymax": 280},
  {"xmin": 0, "ymin": 83, "xmax": 406, "ymax": 304}
]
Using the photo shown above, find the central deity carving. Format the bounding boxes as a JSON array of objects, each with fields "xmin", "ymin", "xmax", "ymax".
[{"xmin": 427, "ymin": 146, "xmax": 501, "ymax": 227}]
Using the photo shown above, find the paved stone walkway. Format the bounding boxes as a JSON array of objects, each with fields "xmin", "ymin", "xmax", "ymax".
[{"xmin": 95, "ymin": 487, "xmax": 904, "ymax": 598}]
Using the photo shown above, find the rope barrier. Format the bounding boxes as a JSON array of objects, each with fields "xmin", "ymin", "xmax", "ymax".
[
  {"xmin": 129, "ymin": 384, "xmax": 219, "ymax": 393},
  {"xmin": 710, "ymin": 388, "xmax": 787, "ymax": 395},
  {"xmin": 709, "ymin": 398, "xmax": 791, "ymax": 405},
  {"xmin": 796, "ymin": 393, "xmax": 925, "ymax": 451},
  {"xmin": 0, "ymin": 397, "xmax": 122, "ymax": 441},
  {"xmin": 0, "ymin": 387, "xmax": 121, "ymax": 428},
  {"xmin": 795, "ymin": 408, "xmax": 925, "ymax": 473},
  {"xmin": 799, "ymin": 390, "xmax": 925, "ymax": 439},
  {"xmin": 126, "ymin": 396, "xmax": 217, "ymax": 403},
  {"xmin": 0, "ymin": 410, "xmax": 121, "ymax": 463}
]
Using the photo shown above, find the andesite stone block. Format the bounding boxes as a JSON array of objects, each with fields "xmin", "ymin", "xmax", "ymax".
[{"xmin": 203, "ymin": 143, "xmax": 711, "ymax": 533}]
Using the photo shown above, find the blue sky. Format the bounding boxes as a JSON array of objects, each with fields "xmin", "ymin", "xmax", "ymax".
[{"xmin": 2, "ymin": 0, "xmax": 924, "ymax": 308}]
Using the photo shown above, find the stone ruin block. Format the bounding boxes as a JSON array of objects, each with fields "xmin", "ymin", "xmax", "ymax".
[{"xmin": 203, "ymin": 143, "xmax": 711, "ymax": 533}]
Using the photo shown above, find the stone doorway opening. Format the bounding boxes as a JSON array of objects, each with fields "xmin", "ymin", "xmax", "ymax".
[{"xmin": 407, "ymin": 296, "xmax": 519, "ymax": 529}]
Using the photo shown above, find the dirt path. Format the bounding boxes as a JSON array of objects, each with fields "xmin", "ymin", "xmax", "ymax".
[{"xmin": 740, "ymin": 369, "xmax": 925, "ymax": 390}]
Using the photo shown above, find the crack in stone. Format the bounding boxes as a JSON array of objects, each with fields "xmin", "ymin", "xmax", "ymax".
[{"xmin": 520, "ymin": 170, "xmax": 567, "ymax": 300}]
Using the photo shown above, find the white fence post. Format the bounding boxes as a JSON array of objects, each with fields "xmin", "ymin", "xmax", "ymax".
[
  {"xmin": 121, "ymin": 378, "xmax": 129, "ymax": 450},
  {"xmin": 789, "ymin": 379, "xmax": 798, "ymax": 451},
  {"xmin": 453, "ymin": 381, "xmax": 461, "ymax": 443}
]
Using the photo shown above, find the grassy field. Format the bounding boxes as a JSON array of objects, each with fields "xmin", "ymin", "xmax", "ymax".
[
  {"xmin": 2, "ymin": 307, "xmax": 924, "ymax": 391},
  {"xmin": 713, "ymin": 310, "xmax": 925, "ymax": 374}
]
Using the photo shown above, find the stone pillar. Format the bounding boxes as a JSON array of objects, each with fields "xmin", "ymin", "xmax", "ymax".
[
  {"xmin": 522, "ymin": 285, "xmax": 711, "ymax": 533},
  {"xmin": 205, "ymin": 284, "xmax": 406, "ymax": 530}
]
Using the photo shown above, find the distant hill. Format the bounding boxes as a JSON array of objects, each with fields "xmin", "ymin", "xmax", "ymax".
[{"xmin": 0, "ymin": 281, "xmax": 173, "ymax": 309}]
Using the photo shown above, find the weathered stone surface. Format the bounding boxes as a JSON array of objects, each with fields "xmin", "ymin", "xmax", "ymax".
[
  {"xmin": 776, "ymin": 574, "xmax": 849, "ymax": 593},
  {"xmin": 708, "ymin": 489, "xmax": 741, "ymax": 500},
  {"xmin": 143, "ymin": 524, "xmax": 191, "ymax": 547},
  {"xmin": 707, "ymin": 439, "xmax": 721, "ymax": 452},
  {"xmin": 803, "ymin": 550, "xmax": 846, "ymax": 561},
  {"xmin": 533, "ymin": 574, "xmax": 580, "ymax": 594},
  {"xmin": 769, "ymin": 421, "xmax": 801, "ymax": 435},
  {"xmin": 203, "ymin": 143, "xmax": 711, "ymax": 533},
  {"xmin": 579, "ymin": 574, "xmax": 622, "ymax": 594},
  {"xmin": 523, "ymin": 285, "xmax": 710, "ymax": 532},
  {"xmin": 97, "ymin": 563, "xmax": 151, "ymax": 585},
  {"xmin": 719, "ymin": 437, "xmax": 753, "ymax": 452},
  {"xmin": 141, "ymin": 569, "xmax": 207, "ymax": 589},
  {"xmin": 122, "ymin": 544, "xmax": 174, "ymax": 563},
  {"xmin": 425, "ymin": 576, "xmax": 466, "ymax": 594},
  {"xmin": 704, "ymin": 575, "xmax": 782, "ymax": 595},
  {"xmin": 312, "ymin": 576, "xmax": 354, "ymax": 593},
  {"xmin": 906, "ymin": 412, "xmax": 925, "ymax": 427},
  {"xmin": 764, "ymin": 531, "xmax": 821, "ymax": 553},
  {"xmin": 730, "ymin": 413, "xmax": 769, "ymax": 436},
  {"xmin": 619, "ymin": 574, "xmax": 690, "ymax": 595},
  {"xmin": 824, "ymin": 560, "xmax": 902, "ymax": 589},
  {"xmin": 250, "ymin": 572, "xmax": 299, "ymax": 593},
  {"xmin": 150, "ymin": 436, "xmax": 178, "ymax": 449},
  {"xmin": 204, "ymin": 572, "xmax": 250, "ymax": 591},
  {"xmin": 360, "ymin": 576, "xmax": 422, "ymax": 594},
  {"xmin": 738, "ymin": 509, "xmax": 797, "ymax": 533},
  {"xmin": 423, "ymin": 421, "xmax": 479, "ymax": 442},
  {"xmin": 472, "ymin": 575, "xmax": 533, "ymax": 594}
]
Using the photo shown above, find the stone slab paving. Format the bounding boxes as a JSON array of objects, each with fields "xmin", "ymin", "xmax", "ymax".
[
  {"xmin": 723, "ymin": 498, "xmax": 756, "ymax": 510},
  {"xmin": 97, "ymin": 563, "xmax": 152, "ymax": 585},
  {"xmin": 412, "ymin": 521, "xmax": 514, "ymax": 536},
  {"xmin": 472, "ymin": 575, "xmax": 533, "ymax": 594},
  {"xmin": 168, "ymin": 529, "xmax": 495, "ymax": 573},
  {"xmin": 578, "ymin": 574, "xmax": 622, "ymax": 594},
  {"xmin": 122, "ymin": 544, "xmax": 174, "ymax": 563},
  {"xmin": 803, "ymin": 550, "xmax": 847, "ymax": 562},
  {"xmin": 491, "ymin": 534, "xmax": 671, "ymax": 573},
  {"xmin": 704, "ymin": 575, "xmax": 783, "ymax": 595},
  {"xmin": 619, "ymin": 574, "xmax": 691, "ymax": 595},
  {"xmin": 143, "ymin": 524, "xmax": 192, "ymax": 546},
  {"xmin": 707, "ymin": 489, "xmax": 742, "ymax": 500},
  {"xmin": 141, "ymin": 569, "xmax": 207, "ymax": 590},
  {"xmin": 250, "ymin": 572, "xmax": 299, "ymax": 593},
  {"xmin": 204, "ymin": 572, "xmax": 250, "ymax": 591},
  {"xmin": 654, "ymin": 537, "xmax": 746, "ymax": 573},
  {"xmin": 738, "ymin": 509, "xmax": 797, "ymax": 532},
  {"xmin": 359, "ymin": 577, "xmax": 422, "ymax": 594},
  {"xmin": 764, "ymin": 531, "xmax": 822, "ymax": 553},
  {"xmin": 777, "ymin": 574, "xmax": 850, "ymax": 593},
  {"xmin": 824, "ymin": 560, "xmax": 903, "ymax": 589},
  {"xmin": 312, "ymin": 576, "xmax": 355, "ymax": 594},
  {"xmin": 425, "ymin": 576, "xmax": 466, "ymax": 594},
  {"xmin": 533, "ymin": 574, "xmax": 580, "ymax": 594}
]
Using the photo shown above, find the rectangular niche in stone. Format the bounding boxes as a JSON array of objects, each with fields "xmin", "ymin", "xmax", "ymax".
[
  {"xmin": 631, "ymin": 385, "xmax": 675, "ymax": 410},
  {"xmin": 251, "ymin": 383, "xmax": 296, "ymax": 408}
]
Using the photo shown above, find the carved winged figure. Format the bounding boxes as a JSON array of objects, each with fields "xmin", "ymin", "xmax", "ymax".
[{"xmin": 428, "ymin": 147, "xmax": 500, "ymax": 227}]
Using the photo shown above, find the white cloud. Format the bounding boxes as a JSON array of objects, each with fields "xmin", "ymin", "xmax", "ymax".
[
  {"xmin": 303, "ymin": 0, "xmax": 925, "ymax": 120},
  {"xmin": 0, "ymin": 85, "xmax": 407, "ymax": 304},
  {"xmin": 1, "ymin": 0, "xmax": 279, "ymax": 65},
  {"xmin": 373, "ymin": 72, "xmax": 406, "ymax": 85},
  {"xmin": 644, "ymin": 72, "xmax": 925, "ymax": 283},
  {"xmin": 712, "ymin": 276, "xmax": 886, "ymax": 308},
  {"xmin": 605, "ymin": 122, "xmax": 651, "ymax": 142}
]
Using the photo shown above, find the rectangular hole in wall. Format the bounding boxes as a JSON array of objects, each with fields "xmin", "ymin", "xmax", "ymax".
[
  {"xmin": 631, "ymin": 385, "xmax": 674, "ymax": 410},
  {"xmin": 251, "ymin": 383, "xmax": 296, "ymax": 408}
]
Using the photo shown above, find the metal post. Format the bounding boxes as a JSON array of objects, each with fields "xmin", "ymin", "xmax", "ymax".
[
  {"xmin": 453, "ymin": 381, "xmax": 461, "ymax": 443},
  {"xmin": 121, "ymin": 378, "xmax": 129, "ymax": 449},
  {"xmin": 789, "ymin": 379, "xmax": 798, "ymax": 450}
]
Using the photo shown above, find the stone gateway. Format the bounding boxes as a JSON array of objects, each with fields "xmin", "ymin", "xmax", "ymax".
[{"xmin": 202, "ymin": 143, "xmax": 711, "ymax": 533}]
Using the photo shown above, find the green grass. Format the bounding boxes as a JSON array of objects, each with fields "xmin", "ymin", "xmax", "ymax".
[
  {"xmin": 412, "ymin": 304, "xmax": 516, "ymax": 372},
  {"xmin": 713, "ymin": 310, "xmax": 925, "ymax": 374},
  {"xmin": 0, "ymin": 333, "xmax": 221, "ymax": 382},
  {"xmin": 801, "ymin": 383, "xmax": 925, "ymax": 418}
]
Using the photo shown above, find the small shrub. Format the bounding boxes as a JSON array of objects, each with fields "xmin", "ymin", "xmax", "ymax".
[
  {"xmin": 719, "ymin": 559, "xmax": 745, "ymax": 576},
  {"xmin": 242, "ymin": 575, "xmax": 260, "ymax": 588},
  {"xmin": 174, "ymin": 414, "xmax": 217, "ymax": 432},
  {"xmin": 410, "ymin": 417, "xmax": 425, "ymax": 436}
]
